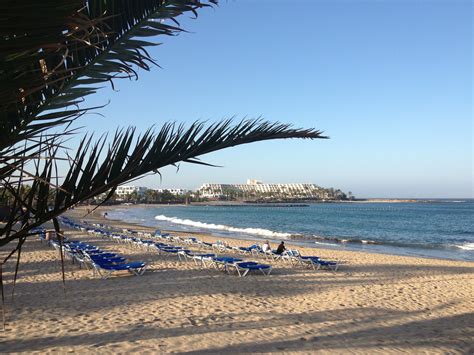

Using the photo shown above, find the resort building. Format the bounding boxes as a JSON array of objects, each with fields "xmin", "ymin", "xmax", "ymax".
[
  {"xmin": 115, "ymin": 185, "xmax": 148, "ymax": 197},
  {"xmin": 198, "ymin": 179, "xmax": 326, "ymax": 199},
  {"xmin": 154, "ymin": 188, "xmax": 188, "ymax": 196}
]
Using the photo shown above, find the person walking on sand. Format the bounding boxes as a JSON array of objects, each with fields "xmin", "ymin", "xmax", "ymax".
[{"xmin": 276, "ymin": 241, "xmax": 286, "ymax": 255}]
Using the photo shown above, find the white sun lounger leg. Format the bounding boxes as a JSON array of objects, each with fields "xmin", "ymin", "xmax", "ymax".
[
  {"xmin": 129, "ymin": 265, "xmax": 147, "ymax": 276},
  {"xmin": 311, "ymin": 260, "xmax": 320, "ymax": 271},
  {"xmin": 97, "ymin": 267, "xmax": 112, "ymax": 279},
  {"xmin": 201, "ymin": 258, "xmax": 210, "ymax": 268},
  {"xmin": 197, "ymin": 257, "xmax": 206, "ymax": 268},
  {"xmin": 233, "ymin": 265, "xmax": 246, "ymax": 277},
  {"xmin": 329, "ymin": 262, "xmax": 339, "ymax": 272},
  {"xmin": 199, "ymin": 257, "xmax": 213, "ymax": 269}
]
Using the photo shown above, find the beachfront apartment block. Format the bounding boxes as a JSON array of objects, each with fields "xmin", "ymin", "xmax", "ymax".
[
  {"xmin": 198, "ymin": 179, "xmax": 325, "ymax": 199},
  {"xmin": 115, "ymin": 185, "xmax": 148, "ymax": 197},
  {"xmin": 155, "ymin": 188, "xmax": 188, "ymax": 195},
  {"xmin": 115, "ymin": 186, "xmax": 188, "ymax": 197}
]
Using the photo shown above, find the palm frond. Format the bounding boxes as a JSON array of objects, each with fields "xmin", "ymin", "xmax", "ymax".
[
  {"xmin": 0, "ymin": 118, "xmax": 326, "ymax": 248},
  {"xmin": 1, "ymin": 0, "xmax": 217, "ymax": 151}
]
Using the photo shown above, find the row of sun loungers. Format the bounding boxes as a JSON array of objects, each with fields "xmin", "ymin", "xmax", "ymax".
[
  {"xmin": 58, "ymin": 217, "xmax": 339, "ymax": 274},
  {"xmin": 193, "ymin": 238, "xmax": 339, "ymax": 271},
  {"xmin": 37, "ymin": 226, "xmax": 148, "ymax": 279},
  {"xmin": 120, "ymin": 236, "xmax": 273, "ymax": 277},
  {"xmin": 212, "ymin": 242, "xmax": 339, "ymax": 271},
  {"xmin": 58, "ymin": 218, "xmax": 274, "ymax": 277},
  {"xmin": 178, "ymin": 252, "xmax": 273, "ymax": 276}
]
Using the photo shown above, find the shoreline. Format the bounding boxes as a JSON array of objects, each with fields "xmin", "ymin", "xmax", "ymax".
[
  {"xmin": 87, "ymin": 197, "xmax": 473, "ymax": 208},
  {"xmin": 67, "ymin": 207, "xmax": 474, "ymax": 270},
  {"xmin": 79, "ymin": 205, "xmax": 474, "ymax": 264},
  {"xmin": 96, "ymin": 204, "xmax": 474, "ymax": 263}
]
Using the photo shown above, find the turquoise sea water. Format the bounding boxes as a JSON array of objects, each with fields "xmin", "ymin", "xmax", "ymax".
[{"xmin": 107, "ymin": 201, "xmax": 474, "ymax": 261}]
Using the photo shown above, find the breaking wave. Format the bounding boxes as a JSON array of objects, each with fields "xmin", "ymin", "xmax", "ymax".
[
  {"xmin": 456, "ymin": 243, "xmax": 474, "ymax": 251},
  {"xmin": 154, "ymin": 215, "xmax": 292, "ymax": 239}
]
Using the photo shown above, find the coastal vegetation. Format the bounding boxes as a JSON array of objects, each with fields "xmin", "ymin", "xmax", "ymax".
[
  {"xmin": 213, "ymin": 186, "xmax": 350, "ymax": 202},
  {"xmin": 90, "ymin": 187, "xmax": 350, "ymax": 205},
  {"xmin": 0, "ymin": 0, "xmax": 327, "ymax": 308},
  {"xmin": 108, "ymin": 189, "xmax": 191, "ymax": 205}
]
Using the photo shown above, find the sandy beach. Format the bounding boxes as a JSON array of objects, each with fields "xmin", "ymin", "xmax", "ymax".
[{"xmin": 1, "ymin": 206, "xmax": 473, "ymax": 354}]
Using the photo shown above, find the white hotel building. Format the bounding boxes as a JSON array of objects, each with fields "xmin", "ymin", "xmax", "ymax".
[
  {"xmin": 115, "ymin": 185, "xmax": 148, "ymax": 197},
  {"xmin": 198, "ymin": 179, "xmax": 324, "ymax": 199},
  {"xmin": 155, "ymin": 188, "xmax": 188, "ymax": 196},
  {"xmin": 115, "ymin": 186, "xmax": 188, "ymax": 198}
]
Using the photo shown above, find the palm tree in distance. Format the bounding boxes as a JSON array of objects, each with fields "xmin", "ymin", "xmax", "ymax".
[{"xmin": 0, "ymin": 0, "xmax": 327, "ymax": 279}]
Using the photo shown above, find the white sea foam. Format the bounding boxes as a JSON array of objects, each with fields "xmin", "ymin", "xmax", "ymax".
[
  {"xmin": 315, "ymin": 241, "xmax": 341, "ymax": 247},
  {"xmin": 457, "ymin": 243, "xmax": 474, "ymax": 251},
  {"xmin": 154, "ymin": 215, "xmax": 292, "ymax": 239}
]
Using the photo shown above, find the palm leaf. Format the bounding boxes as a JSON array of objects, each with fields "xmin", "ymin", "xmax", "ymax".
[
  {"xmin": 0, "ymin": 118, "xmax": 327, "ymax": 248},
  {"xmin": 1, "ymin": 0, "xmax": 217, "ymax": 152}
]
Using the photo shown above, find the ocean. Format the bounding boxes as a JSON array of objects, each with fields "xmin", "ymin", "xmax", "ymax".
[{"xmin": 106, "ymin": 200, "xmax": 474, "ymax": 261}]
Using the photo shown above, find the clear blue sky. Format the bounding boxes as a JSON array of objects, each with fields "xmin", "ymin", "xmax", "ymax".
[{"xmin": 82, "ymin": 0, "xmax": 473, "ymax": 198}]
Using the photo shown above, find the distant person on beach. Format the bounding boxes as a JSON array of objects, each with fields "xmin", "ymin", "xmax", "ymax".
[
  {"xmin": 262, "ymin": 240, "xmax": 271, "ymax": 253},
  {"xmin": 103, "ymin": 212, "xmax": 108, "ymax": 218},
  {"xmin": 276, "ymin": 241, "xmax": 286, "ymax": 254}
]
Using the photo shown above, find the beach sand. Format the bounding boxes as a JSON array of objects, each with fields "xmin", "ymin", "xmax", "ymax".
[{"xmin": 1, "ymin": 206, "xmax": 473, "ymax": 354}]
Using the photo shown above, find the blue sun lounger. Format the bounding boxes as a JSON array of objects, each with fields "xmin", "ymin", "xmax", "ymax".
[
  {"xmin": 230, "ymin": 261, "xmax": 272, "ymax": 277},
  {"xmin": 183, "ymin": 237, "xmax": 199, "ymax": 245},
  {"xmin": 211, "ymin": 256, "xmax": 243, "ymax": 272},
  {"xmin": 299, "ymin": 256, "xmax": 339, "ymax": 271},
  {"xmin": 89, "ymin": 254, "xmax": 127, "ymax": 264},
  {"xmin": 155, "ymin": 244, "xmax": 188, "ymax": 255},
  {"xmin": 177, "ymin": 250, "xmax": 216, "ymax": 265},
  {"xmin": 233, "ymin": 244, "xmax": 261, "ymax": 255},
  {"xmin": 316, "ymin": 259, "xmax": 339, "ymax": 271},
  {"xmin": 198, "ymin": 241, "xmax": 213, "ymax": 249},
  {"xmin": 89, "ymin": 258, "xmax": 147, "ymax": 279}
]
